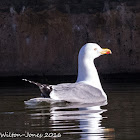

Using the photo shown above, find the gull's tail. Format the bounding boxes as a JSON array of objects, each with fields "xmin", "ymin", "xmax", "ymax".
[
  {"xmin": 22, "ymin": 79, "xmax": 52, "ymax": 98},
  {"xmin": 22, "ymin": 79, "xmax": 42, "ymax": 87}
]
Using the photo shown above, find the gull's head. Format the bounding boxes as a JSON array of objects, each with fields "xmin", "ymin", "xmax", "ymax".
[{"xmin": 79, "ymin": 43, "xmax": 112, "ymax": 60}]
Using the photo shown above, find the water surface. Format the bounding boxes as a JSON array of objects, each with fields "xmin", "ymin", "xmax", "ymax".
[{"xmin": 0, "ymin": 76, "xmax": 140, "ymax": 140}]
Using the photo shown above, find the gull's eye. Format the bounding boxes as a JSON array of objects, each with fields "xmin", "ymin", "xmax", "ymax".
[{"xmin": 94, "ymin": 48, "xmax": 97, "ymax": 51}]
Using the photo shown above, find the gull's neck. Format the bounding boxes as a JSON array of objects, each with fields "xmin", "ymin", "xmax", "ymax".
[{"xmin": 76, "ymin": 56, "xmax": 103, "ymax": 92}]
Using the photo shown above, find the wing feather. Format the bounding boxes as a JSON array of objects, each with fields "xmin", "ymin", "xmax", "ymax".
[{"xmin": 50, "ymin": 82, "xmax": 106, "ymax": 103}]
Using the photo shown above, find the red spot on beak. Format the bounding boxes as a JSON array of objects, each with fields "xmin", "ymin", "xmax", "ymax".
[{"xmin": 106, "ymin": 51, "xmax": 110, "ymax": 54}]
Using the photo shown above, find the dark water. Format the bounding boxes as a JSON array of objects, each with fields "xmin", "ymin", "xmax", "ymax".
[{"xmin": 0, "ymin": 76, "xmax": 140, "ymax": 140}]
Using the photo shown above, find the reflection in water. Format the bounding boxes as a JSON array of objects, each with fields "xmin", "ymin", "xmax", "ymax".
[
  {"xmin": 1, "ymin": 79, "xmax": 140, "ymax": 139},
  {"xmin": 25, "ymin": 99, "xmax": 114, "ymax": 139}
]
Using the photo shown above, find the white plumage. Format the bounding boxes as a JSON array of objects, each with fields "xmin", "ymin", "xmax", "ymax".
[{"xmin": 24, "ymin": 43, "xmax": 112, "ymax": 103}]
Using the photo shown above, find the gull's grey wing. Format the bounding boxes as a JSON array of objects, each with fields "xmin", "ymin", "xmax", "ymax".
[{"xmin": 50, "ymin": 82, "xmax": 106, "ymax": 103}]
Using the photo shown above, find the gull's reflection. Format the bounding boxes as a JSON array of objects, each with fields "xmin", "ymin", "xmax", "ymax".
[
  {"xmin": 50, "ymin": 101, "xmax": 107, "ymax": 140},
  {"xmin": 25, "ymin": 98, "xmax": 112, "ymax": 140}
]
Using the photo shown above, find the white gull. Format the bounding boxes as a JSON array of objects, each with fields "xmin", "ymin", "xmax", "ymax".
[{"xmin": 23, "ymin": 43, "xmax": 112, "ymax": 103}]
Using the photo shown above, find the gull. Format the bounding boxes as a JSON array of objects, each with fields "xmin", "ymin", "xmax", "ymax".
[{"xmin": 23, "ymin": 43, "xmax": 112, "ymax": 103}]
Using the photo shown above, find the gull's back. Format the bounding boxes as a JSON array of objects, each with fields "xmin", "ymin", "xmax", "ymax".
[{"xmin": 50, "ymin": 82, "xmax": 106, "ymax": 103}]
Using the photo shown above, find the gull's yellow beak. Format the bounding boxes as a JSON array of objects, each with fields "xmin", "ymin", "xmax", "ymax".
[{"xmin": 100, "ymin": 48, "xmax": 112, "ymax": 55}]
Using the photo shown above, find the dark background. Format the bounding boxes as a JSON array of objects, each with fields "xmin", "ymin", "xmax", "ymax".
[{"xmin": 0, "ymin": 0, "xmax": 140, "ymax": 77}]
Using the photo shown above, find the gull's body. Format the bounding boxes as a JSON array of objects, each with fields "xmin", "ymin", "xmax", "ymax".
[
  {"xmin": 50, "ymin": 82, "xmax": 104, "ymax": 103},
  {"xmin": 23, "ymin": 43, "xmax": 111, "ymax": 103}
]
